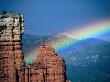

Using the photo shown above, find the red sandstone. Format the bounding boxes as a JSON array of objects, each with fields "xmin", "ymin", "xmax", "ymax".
[{"xmin": 0, "ymin": 12, "xmax": 69, "ymax": 82}]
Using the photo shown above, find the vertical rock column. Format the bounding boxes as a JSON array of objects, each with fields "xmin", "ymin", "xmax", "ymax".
[
  {"xmin": 34, "ymin": 44, "xmax": 67, "ymax": 82},
  {"xmin": 0, "ymin": 12, "xmax": 24, "ymax": 82}
]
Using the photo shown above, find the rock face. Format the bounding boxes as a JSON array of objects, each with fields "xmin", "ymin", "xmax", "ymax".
[
  {"xmin": 28, "ymin": 44, "xmax": 68, "ymax": 82},
  {"xmin": 0, "ymin": 12, "xmax": 24, "ymax": 82},
  {"xmin": 0, "ymin": 12, "xmax": 69, "ymax": 82}
]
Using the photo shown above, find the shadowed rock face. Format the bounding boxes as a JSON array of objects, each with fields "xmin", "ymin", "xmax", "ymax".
[
  {"xmin": 0, "ymin": 12, "xmax": 24, "ymax": 82},
  {"xmin": 29, "ymin": 44, "xmax": 68, "ymax": 82}
]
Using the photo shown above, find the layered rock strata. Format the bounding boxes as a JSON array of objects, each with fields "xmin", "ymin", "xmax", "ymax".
[
  {"xmin": 0, "ymin": 12, "xmax": 24, "ymax": 82},
  {"xmin": 28, "ymin": 44, "xmax": 68, "ymax": 82},
  {"xmin": 0, "ymin": 12, "xmax": 69, "ymax": 82}
]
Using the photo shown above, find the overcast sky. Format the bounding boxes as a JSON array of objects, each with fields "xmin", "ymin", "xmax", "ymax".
[{"xmin": 0, "ymin": 0, "xmax": 110, "ymax": 35}]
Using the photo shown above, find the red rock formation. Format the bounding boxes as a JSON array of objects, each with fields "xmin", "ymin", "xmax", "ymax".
[
  {"xmin": 0, "ymin": 12, "xmax": 24, "ymax": 82},
  {"xmin": 28, "ymin": 44, "xmax": 68, "ymax": 82},
  {"xmin": 0, "ymin": 12, "xmax": 69, "ymax": 82}
]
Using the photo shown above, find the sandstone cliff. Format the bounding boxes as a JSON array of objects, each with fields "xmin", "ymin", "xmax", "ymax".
[
  {"xmin": 28, "ymin": 44, "xmax": 68, "ymax": 82},
  {"xmin": 0, "ymin": 12, "xmax": 69, "ymax": 82},
  {"xmin": 0, "ymin": 11, "xmax": 24, "ymax": 82}
]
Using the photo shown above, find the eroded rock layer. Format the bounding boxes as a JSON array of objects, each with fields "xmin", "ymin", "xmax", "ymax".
[
  {"xmin": 0, "ymin": 12, "xmax": 24, "ymax": 82},
  {"xmin": 0, "ymin": 12, "xmax": 69, "ymax": 82},
  {"xmin": 28, "ymin": 44, "xmax": 68, "ymax": 82}
]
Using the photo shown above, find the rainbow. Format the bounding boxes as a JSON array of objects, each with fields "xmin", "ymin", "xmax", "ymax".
[
  {"xmin": 24, "ymin": 20, "xmax": 110, "ymax": 64},
  {"xmin": 52, "ymin": 20, "xmax": 110, "ymax": 51}
]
